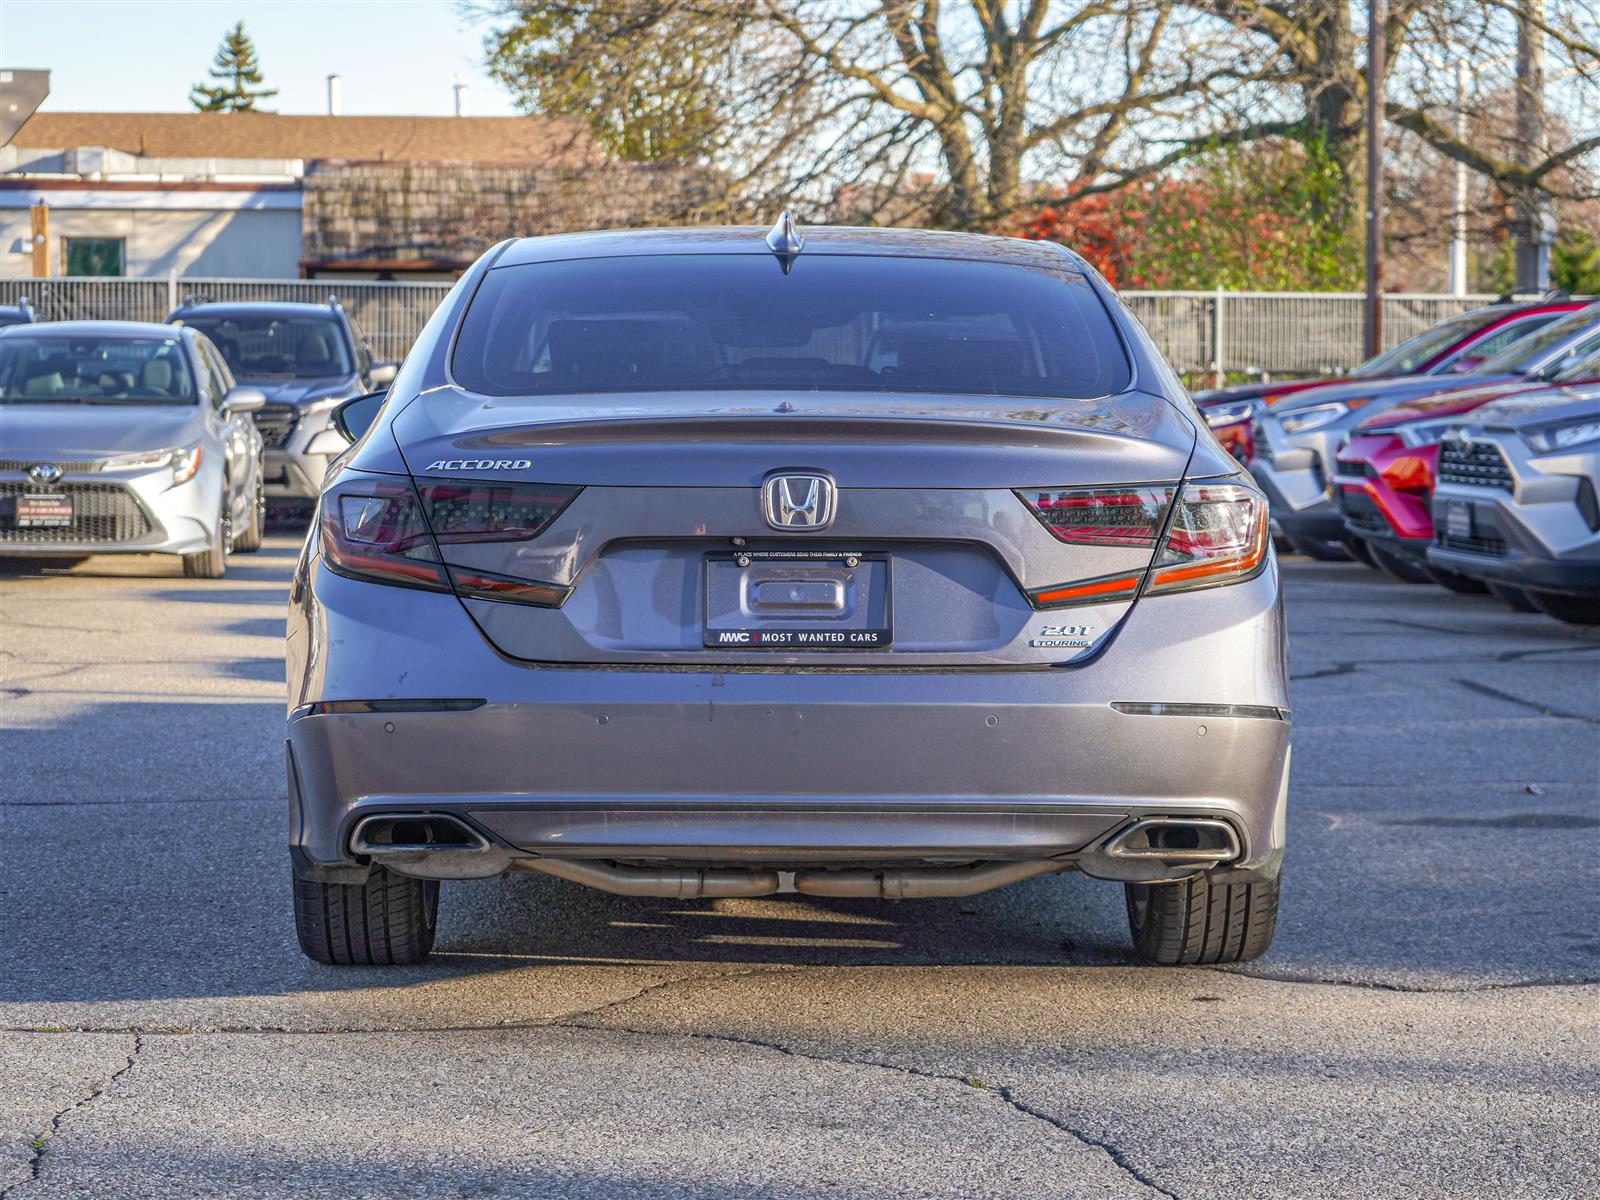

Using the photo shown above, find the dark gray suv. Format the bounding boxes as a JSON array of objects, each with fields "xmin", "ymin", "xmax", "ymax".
[
  {"xmin": 169, "ymin": 298, "xmax": 395, "ymax": 505},
  {"xmin": 286, "ymin": 220, "xmax": 1289, "ymax": 968}
]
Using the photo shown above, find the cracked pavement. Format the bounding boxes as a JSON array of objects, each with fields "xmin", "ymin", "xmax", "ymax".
[{"xmin": 1, "ymin": 537, "xmax": 1597, "ymax": 1198}]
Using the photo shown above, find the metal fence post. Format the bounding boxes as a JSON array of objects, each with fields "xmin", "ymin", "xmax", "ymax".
[
  {"xmin": 167, "ymin": 271, "xmax": 177, "ymax": 316},
  {"xmin": 1211, "ymin": 286, "xmax": 1226, "ymax": 388}
]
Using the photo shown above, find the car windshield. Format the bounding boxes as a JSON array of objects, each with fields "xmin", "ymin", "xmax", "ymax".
[
  {"xmin": 177, "ymin": 314, "xmax": 352, "ymax": 379},
  {"xmin": 1475, "ymin": 306, "xmax": 1600, "ymax": 375},
  {"xmin": 1552, "ymin": 346, "xmax": 1600, "ymax": 383},
  {"xmin": 1349, "ymin": 309, "xmax": 1505, "ymax": 377},
  {"xmin": 452, "ymin": 255, "xmax": 1133, "ymax": 399},
  {"xmin": 0, "ymin": 334, "xmax": 196, "ymax": 404}
]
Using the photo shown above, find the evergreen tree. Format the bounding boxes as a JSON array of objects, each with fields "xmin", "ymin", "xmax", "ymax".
[{"xmin": 190, "ymin": 22, "xmax": 277, "ymax": 113}]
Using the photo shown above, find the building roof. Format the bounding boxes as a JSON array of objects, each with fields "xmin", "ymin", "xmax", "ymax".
[{"xmin": 9, "ymin": 111, "xmax": 598, "ymax": 167}]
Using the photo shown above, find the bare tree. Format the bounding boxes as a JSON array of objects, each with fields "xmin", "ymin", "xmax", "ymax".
[{"xmin": 470, "ymin": 1, "xmax": 1598, "ymax": 230}]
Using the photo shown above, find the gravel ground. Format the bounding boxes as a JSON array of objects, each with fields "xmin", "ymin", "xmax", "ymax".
[{"xmin": 1, "ymin": 535, "xmax": 1596, "ymax": 1198}]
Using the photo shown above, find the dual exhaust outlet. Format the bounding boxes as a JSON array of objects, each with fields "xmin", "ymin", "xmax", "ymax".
[{"xmin": 349, "ymin": 813, "xmax": 1242, "ymax": 895}]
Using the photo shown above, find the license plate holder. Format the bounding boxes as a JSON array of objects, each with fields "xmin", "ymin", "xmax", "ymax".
[
  {"xmin": 1445, "ymin": 501, "xmax": 1473, "ymax": 540},
  {"xmin": 13, "ymin": 493, "xmax": 73, "ymax": 529},
  {"xmin": 703, "ymin": 551, "xmax": 892, "ymax": 649}
]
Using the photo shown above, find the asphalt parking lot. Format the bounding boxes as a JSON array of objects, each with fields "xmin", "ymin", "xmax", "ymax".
[{"xmin": 1, "ymin": 534, "xmax": 1596, "ymax": 1199}]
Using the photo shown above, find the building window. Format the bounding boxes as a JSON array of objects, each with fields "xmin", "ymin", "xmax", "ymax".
[{"xmin": 64, "ymin": 237, "xmax": 125, "ymax": 277}]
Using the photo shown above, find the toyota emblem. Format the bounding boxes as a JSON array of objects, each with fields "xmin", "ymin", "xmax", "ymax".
[{"xmin": 27, "ymin": 463, "xmax": 63, "ymax": 485}]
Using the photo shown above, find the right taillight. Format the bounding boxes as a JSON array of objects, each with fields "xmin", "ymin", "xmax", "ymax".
[
  {"xmin": 1144, "ymin": 482, "xmax": 1269, "ymax": 595},
  {"xmin": 1018, "ymin": 480, "xmax": 1268, "ymax": 607},
  {"xmin": 320, "ymin": 474, "xmax": 580, "ymax": 605}
]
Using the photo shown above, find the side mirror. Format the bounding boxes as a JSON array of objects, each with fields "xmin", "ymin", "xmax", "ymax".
[
  {"xmin": 331, "ymin": 391, "xmax": 386, "ymax": 444},
  {"xmin": 368, "ymin": 361, "xmax": 398, "ymax": 387},
  {"xmin": 1450, "ymin": 357, "xmax": 1483, "ymax": 373},
  {"xmin": 223, "ymin": 385, "xmax": 267, "ymax": 414}
]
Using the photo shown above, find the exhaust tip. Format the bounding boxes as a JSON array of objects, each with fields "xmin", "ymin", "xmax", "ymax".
[
  {"xmin": 350, "ymin": 813, "xmax": 489, "ymax": 856},
  {"xmin": 1102, "ymin": 817, "xmax": 1240, "ymax": 864}
]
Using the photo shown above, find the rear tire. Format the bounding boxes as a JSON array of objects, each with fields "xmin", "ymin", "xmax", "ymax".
[
  {"xmin": 293, "ymin": 866, "xmax": 439, "ymax": 965},
  {"xmin": 1425, "ymin": 564, "xmax": 1489, "ymax": 594},
  {"xmin": 1126, "ymin": 872, "xmax": 1279, "ymax": 965},
  {"xmin": 1486, "ymin": 581, "xmax": 1540, "ymax": 613},
  {"xmin": 233, "ymin": 475, "xmax": 264, "ymax": 553},
  {"xmin": 1527, "ymin": 590, "xmax": 1600, "ymax": 625},
  {"xmin": 1368, "ymin": 542, "xmax": 1432, "ymax": 584},
  {"xmin": 1340, "ymin": 535, "xmax": 1376, "ymax": 567},
  {"xmin": 1286, "ymin": 533, "xmax": 1351, "ymax": 562}
]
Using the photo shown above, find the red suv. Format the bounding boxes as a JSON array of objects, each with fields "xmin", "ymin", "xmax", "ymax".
[
  {"xmin": 1195, "ymin": 297, "xmax": 1587, "ymax": 463},
  {"xmin": 1333, "ymin": 346, "xmax": 1600, "ymax": 588}
]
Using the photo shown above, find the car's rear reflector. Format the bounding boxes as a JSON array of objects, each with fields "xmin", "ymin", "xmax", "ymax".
[
  {"xmin": 1030, "ymin": 572, "xmax": 1143, "ymax": 607},
  {"xmin": 447, "ymin": 566, "xmax": 571, "ymax": 608}
]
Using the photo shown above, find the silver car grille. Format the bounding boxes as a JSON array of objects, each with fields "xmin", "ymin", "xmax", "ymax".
[
  {"xmin": 0, "ymin": 458, "xmax": 109, "ymax": 473},
  {"xmin": 0, "ymin": 483, "xmax": 153, "ymax": 544},
  {"xmin": 1438, "ymin": 441, "xmax": 1513, "ymax": 491},
  {"xmin": 1436, "ymin": 531, "xmax": 1508, "ymax": 557},
  {"xmin": 254, "ymin": 404, "xmax": 298, "ymax": 449}
]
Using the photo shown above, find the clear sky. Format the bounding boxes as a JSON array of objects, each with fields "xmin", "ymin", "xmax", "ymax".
[{"xmin": 0, "ymin": 0, "xmax": 522, "ymax": 117}]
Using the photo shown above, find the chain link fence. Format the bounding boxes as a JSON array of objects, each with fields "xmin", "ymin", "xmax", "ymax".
[{"xmin": 1, "ymin": 276, "xmax": 1498, "ymax": 380}]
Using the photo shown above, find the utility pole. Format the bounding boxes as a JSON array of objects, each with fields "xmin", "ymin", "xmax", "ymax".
[
  {"xmin": 29, "ymin": 203, "xmax": 49, "ymax": 278},
  {"xmin": 1365, "ymin": 0, "xmax": 1385, "ymax": 359},
  {"xmin": 1514, "ymin": 0, "xmax": 1551, "ymax": 292},
  {"xmin": 1449, "ymin": 60, "xmax": 1469, "ymax": 296}
]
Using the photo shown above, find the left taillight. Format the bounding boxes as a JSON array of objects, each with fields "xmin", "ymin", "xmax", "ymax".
[
  {"xmin": 319, "ymin": 475, "xmax": 581, "ymax": 604},
  {"xmin": 320, "ymin": 477, "xmax": 450, "ymax": 592}
]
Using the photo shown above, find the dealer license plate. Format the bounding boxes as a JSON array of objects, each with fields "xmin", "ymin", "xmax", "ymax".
[{"xmin": 14, "ymin": 493, "xmax": 73, "ymax": 529}]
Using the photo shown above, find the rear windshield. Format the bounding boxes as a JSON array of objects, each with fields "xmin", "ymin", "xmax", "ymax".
[
  {"xmin": 176, "ymin": 314, "xmax": 352, "ymax": 380},
  {"xmin": 0, "ymin": 335, "xmax": 195, "ymax": 404},
  {"xmin": 451, "ymin": 255, "xmax": 1132, "ymax": 399}
]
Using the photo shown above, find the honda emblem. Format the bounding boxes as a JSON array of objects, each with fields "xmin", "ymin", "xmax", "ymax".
[{"xmin": 762, "ymin": 472, "xmax": 834, "ymax": 530}]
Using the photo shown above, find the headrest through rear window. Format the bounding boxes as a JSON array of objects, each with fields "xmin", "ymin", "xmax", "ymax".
[{"xmin": 545, "ymin": 320, "xmax": 667, "ymax": 384}]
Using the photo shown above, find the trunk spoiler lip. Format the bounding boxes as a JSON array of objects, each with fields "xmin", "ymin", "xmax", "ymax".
[{"xmin": 397, "ymin": 386, "xmax": 1194, "ymax": 450}]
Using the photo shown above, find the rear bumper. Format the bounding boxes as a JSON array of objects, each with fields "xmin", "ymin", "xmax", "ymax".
[{"xmin": 288, "ymin": 559, "xmax": 1290, "ymax": 885}]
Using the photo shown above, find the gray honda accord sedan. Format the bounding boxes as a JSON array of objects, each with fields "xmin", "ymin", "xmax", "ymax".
[{"xmin": 287, "ymin": 219, "xmax": 1289, "ymax": 966}]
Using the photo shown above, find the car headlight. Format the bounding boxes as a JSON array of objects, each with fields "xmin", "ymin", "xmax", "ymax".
[
  {"xmin": 1524, "ymin": 418, "xmax": 1600, "ymax": 453},
  {"xmin": 1204, "ymin": 400, "xmax": 1256, "ymax": 427},
  {"xmin": 101, "ymin": 448, "xmax": 178, "ymax": 472},
  {"xmin": 299, "ymin": 395, "xmax": 346, "ymax": 418},
  {"xmin": 1280, "ymin": 400, "xmax": 1368, "ymax": 434},
  {"xmin": 169, "ymin": 444, "xmax": 203, "ymax": 484},
  {"xmin": 1397, "ymin": 417, "xmax": 1467, "ymax": 449}
]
